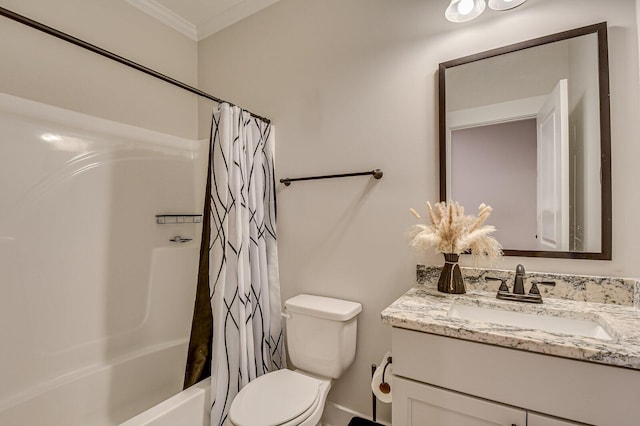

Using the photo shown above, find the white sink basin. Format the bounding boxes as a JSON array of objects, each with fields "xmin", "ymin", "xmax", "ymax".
[{"xmin": 447, "ymin": 303, "xmax": 614, "ymax": 341}]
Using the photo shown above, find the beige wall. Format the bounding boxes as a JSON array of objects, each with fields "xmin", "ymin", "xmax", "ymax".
[
  {"xmin": 198, "ymin": 0, "xmax": 640, "ymax": 421},
  {"xmin": 0, "ymin": 0, "xmax": 198, "ymax": 138}
]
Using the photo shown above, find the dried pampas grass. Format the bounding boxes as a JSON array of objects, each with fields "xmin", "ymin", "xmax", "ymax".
[{"xmin": 408, "ymin": 201, "xmax": 502, "ymax": 264}]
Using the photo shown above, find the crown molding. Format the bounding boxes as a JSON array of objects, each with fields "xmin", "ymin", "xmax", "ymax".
[{"xmin": 125, "ymin": 0, "xmax": 198, "ymax": 41}]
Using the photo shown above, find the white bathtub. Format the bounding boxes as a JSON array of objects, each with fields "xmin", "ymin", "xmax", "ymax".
[
  {"xmin": 121, "ymin": 378, "xmax": 210, "ymax": 426},
  {"xmin": 0, "ymin": 341, "xmax": 189, "ymax": 425}
]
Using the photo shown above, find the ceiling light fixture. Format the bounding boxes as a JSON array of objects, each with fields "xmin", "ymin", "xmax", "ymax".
[
  {"xmin": 488, "ymin": 0, "xmax": 528, "ymax": 11},
  {"xmin": 445, "ymin": 0, "xmax": 486, "ymax": 23},
  {"xmin": 445, "ymin": 0, "xmax": 528, "ymax": 22}
]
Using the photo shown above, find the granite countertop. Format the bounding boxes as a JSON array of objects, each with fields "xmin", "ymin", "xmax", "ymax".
[{"xmin": 382, "ymin": 274, "xmax": 640, "ymax": 370}]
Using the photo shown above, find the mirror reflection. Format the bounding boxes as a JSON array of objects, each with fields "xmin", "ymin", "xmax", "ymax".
[{"xmin": 439, "ymin": 23, "xmax": 611, "ymax": 259}]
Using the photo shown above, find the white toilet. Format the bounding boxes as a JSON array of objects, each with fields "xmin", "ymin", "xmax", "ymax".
[{"xmin": 229, "ymin": 294, "xmax": 362, "ymax": 426}]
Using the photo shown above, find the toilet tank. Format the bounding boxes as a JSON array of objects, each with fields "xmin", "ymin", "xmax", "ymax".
[{"xmin": 284, "ymin": 294, "xmax": 362, "ymax": 379}]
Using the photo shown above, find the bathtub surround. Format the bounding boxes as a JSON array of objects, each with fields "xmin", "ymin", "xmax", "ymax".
[
  {"xmin": 198, "ymin": 104, "xmax": 285, "ymax": 425},
  {"xmin": 0, "ymin": 1, "xmax": 203, "ymax": 423},
  {"xmin": 0, "ymin": 92, "xmax": 204, "ymax": 424}
]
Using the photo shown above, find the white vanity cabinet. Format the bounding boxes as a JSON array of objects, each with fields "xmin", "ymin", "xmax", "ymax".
[{"xmin": 391, "ymin": 327, "xmax": 640, "ymax": 425}]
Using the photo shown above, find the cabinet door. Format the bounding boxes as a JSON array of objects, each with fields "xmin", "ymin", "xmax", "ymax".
[
  {"xmin": 394, "ymin": 376, "xmax": 527, "ymax": 426},
  {"xmin": 528, "ymin": 412, "xmax": 583, "ymax": 425}
]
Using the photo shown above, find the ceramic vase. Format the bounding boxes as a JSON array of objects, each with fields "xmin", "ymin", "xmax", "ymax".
[{"xmin": 437, "ymin": 253, "xmax": 465, "ymax": 294}]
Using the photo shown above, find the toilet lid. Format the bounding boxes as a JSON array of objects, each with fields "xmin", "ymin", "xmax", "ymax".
[{"xmin": 229, "ymin": 370, "xmax": 321, "ymax": 426}]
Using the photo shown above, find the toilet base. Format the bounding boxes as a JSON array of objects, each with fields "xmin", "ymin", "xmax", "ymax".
[{"xmin": 292, "ymin": 370, "xmax": 332, "ymax": 426}]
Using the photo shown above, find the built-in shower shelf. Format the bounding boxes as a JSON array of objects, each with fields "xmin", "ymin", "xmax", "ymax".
[{"xmin": 155, "ymin": 214, "xmax": 202, "ymax": 224}]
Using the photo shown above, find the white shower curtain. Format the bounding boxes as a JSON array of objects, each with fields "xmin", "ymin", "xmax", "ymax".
[{"xmin": 208, "ymin": 104, "xmax": 285, "ymax": 425}]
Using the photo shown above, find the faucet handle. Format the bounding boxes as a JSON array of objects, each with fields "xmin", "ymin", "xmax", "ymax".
[
  {"xmin": 532, "ymin": 280, "xmax": 556, "ymax": 286},
  {"xmin": 529, "ymin": 280, "xmax": 556, "ymax": 295},
  {"xmin": 486, "ymin": 276, "xmax": 509, "ymax": 292}
]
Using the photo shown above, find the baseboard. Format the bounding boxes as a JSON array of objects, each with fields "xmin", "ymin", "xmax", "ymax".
[{"xmin": 321, "ymin": 400, "xmax": 391, "ymax": 426}]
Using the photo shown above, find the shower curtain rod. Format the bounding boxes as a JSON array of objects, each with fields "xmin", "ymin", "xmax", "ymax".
[{"xmin": 0, "ymin": 6, "xmax": 270, "ymax": 124}]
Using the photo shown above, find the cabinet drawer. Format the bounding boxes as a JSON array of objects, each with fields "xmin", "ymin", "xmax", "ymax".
[{"xmin": 393, "ymin": 376, "xmax": 526, "ymax": 426}]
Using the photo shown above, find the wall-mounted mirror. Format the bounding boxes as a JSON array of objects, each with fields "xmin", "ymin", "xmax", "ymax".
[{"xmin": 439, "ymin": 23, "xmax": 611, "ymax": 259}]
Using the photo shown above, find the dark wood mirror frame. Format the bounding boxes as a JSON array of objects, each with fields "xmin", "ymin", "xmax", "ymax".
[{"xmin": 438, "ymin": 22, "xmax": 612, "ymax": 260}]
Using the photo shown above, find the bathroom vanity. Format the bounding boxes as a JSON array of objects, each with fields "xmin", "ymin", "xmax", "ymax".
[{"xmin": 382, "ymin": 267, "xmax": 640, "ymax": 425}]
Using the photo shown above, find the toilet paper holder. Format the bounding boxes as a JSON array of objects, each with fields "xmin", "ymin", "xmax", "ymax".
[
  {"xmin": 378, "ymin": 356, "xmax": 392, "ymax": 394},
  {"xmin": 370, "ymin": 355, "xmax": 393, "ymax": 423}
]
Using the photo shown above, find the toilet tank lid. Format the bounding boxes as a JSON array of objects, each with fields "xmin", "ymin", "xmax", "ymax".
[{"xmin": 285, "ymin": 294, "xmax": 362, "ymax": 321}]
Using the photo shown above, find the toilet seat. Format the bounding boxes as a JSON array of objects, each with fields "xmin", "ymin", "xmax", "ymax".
[{"xmin": 229, "ymin": 369, "xmax": 323, "ymax": 426}]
